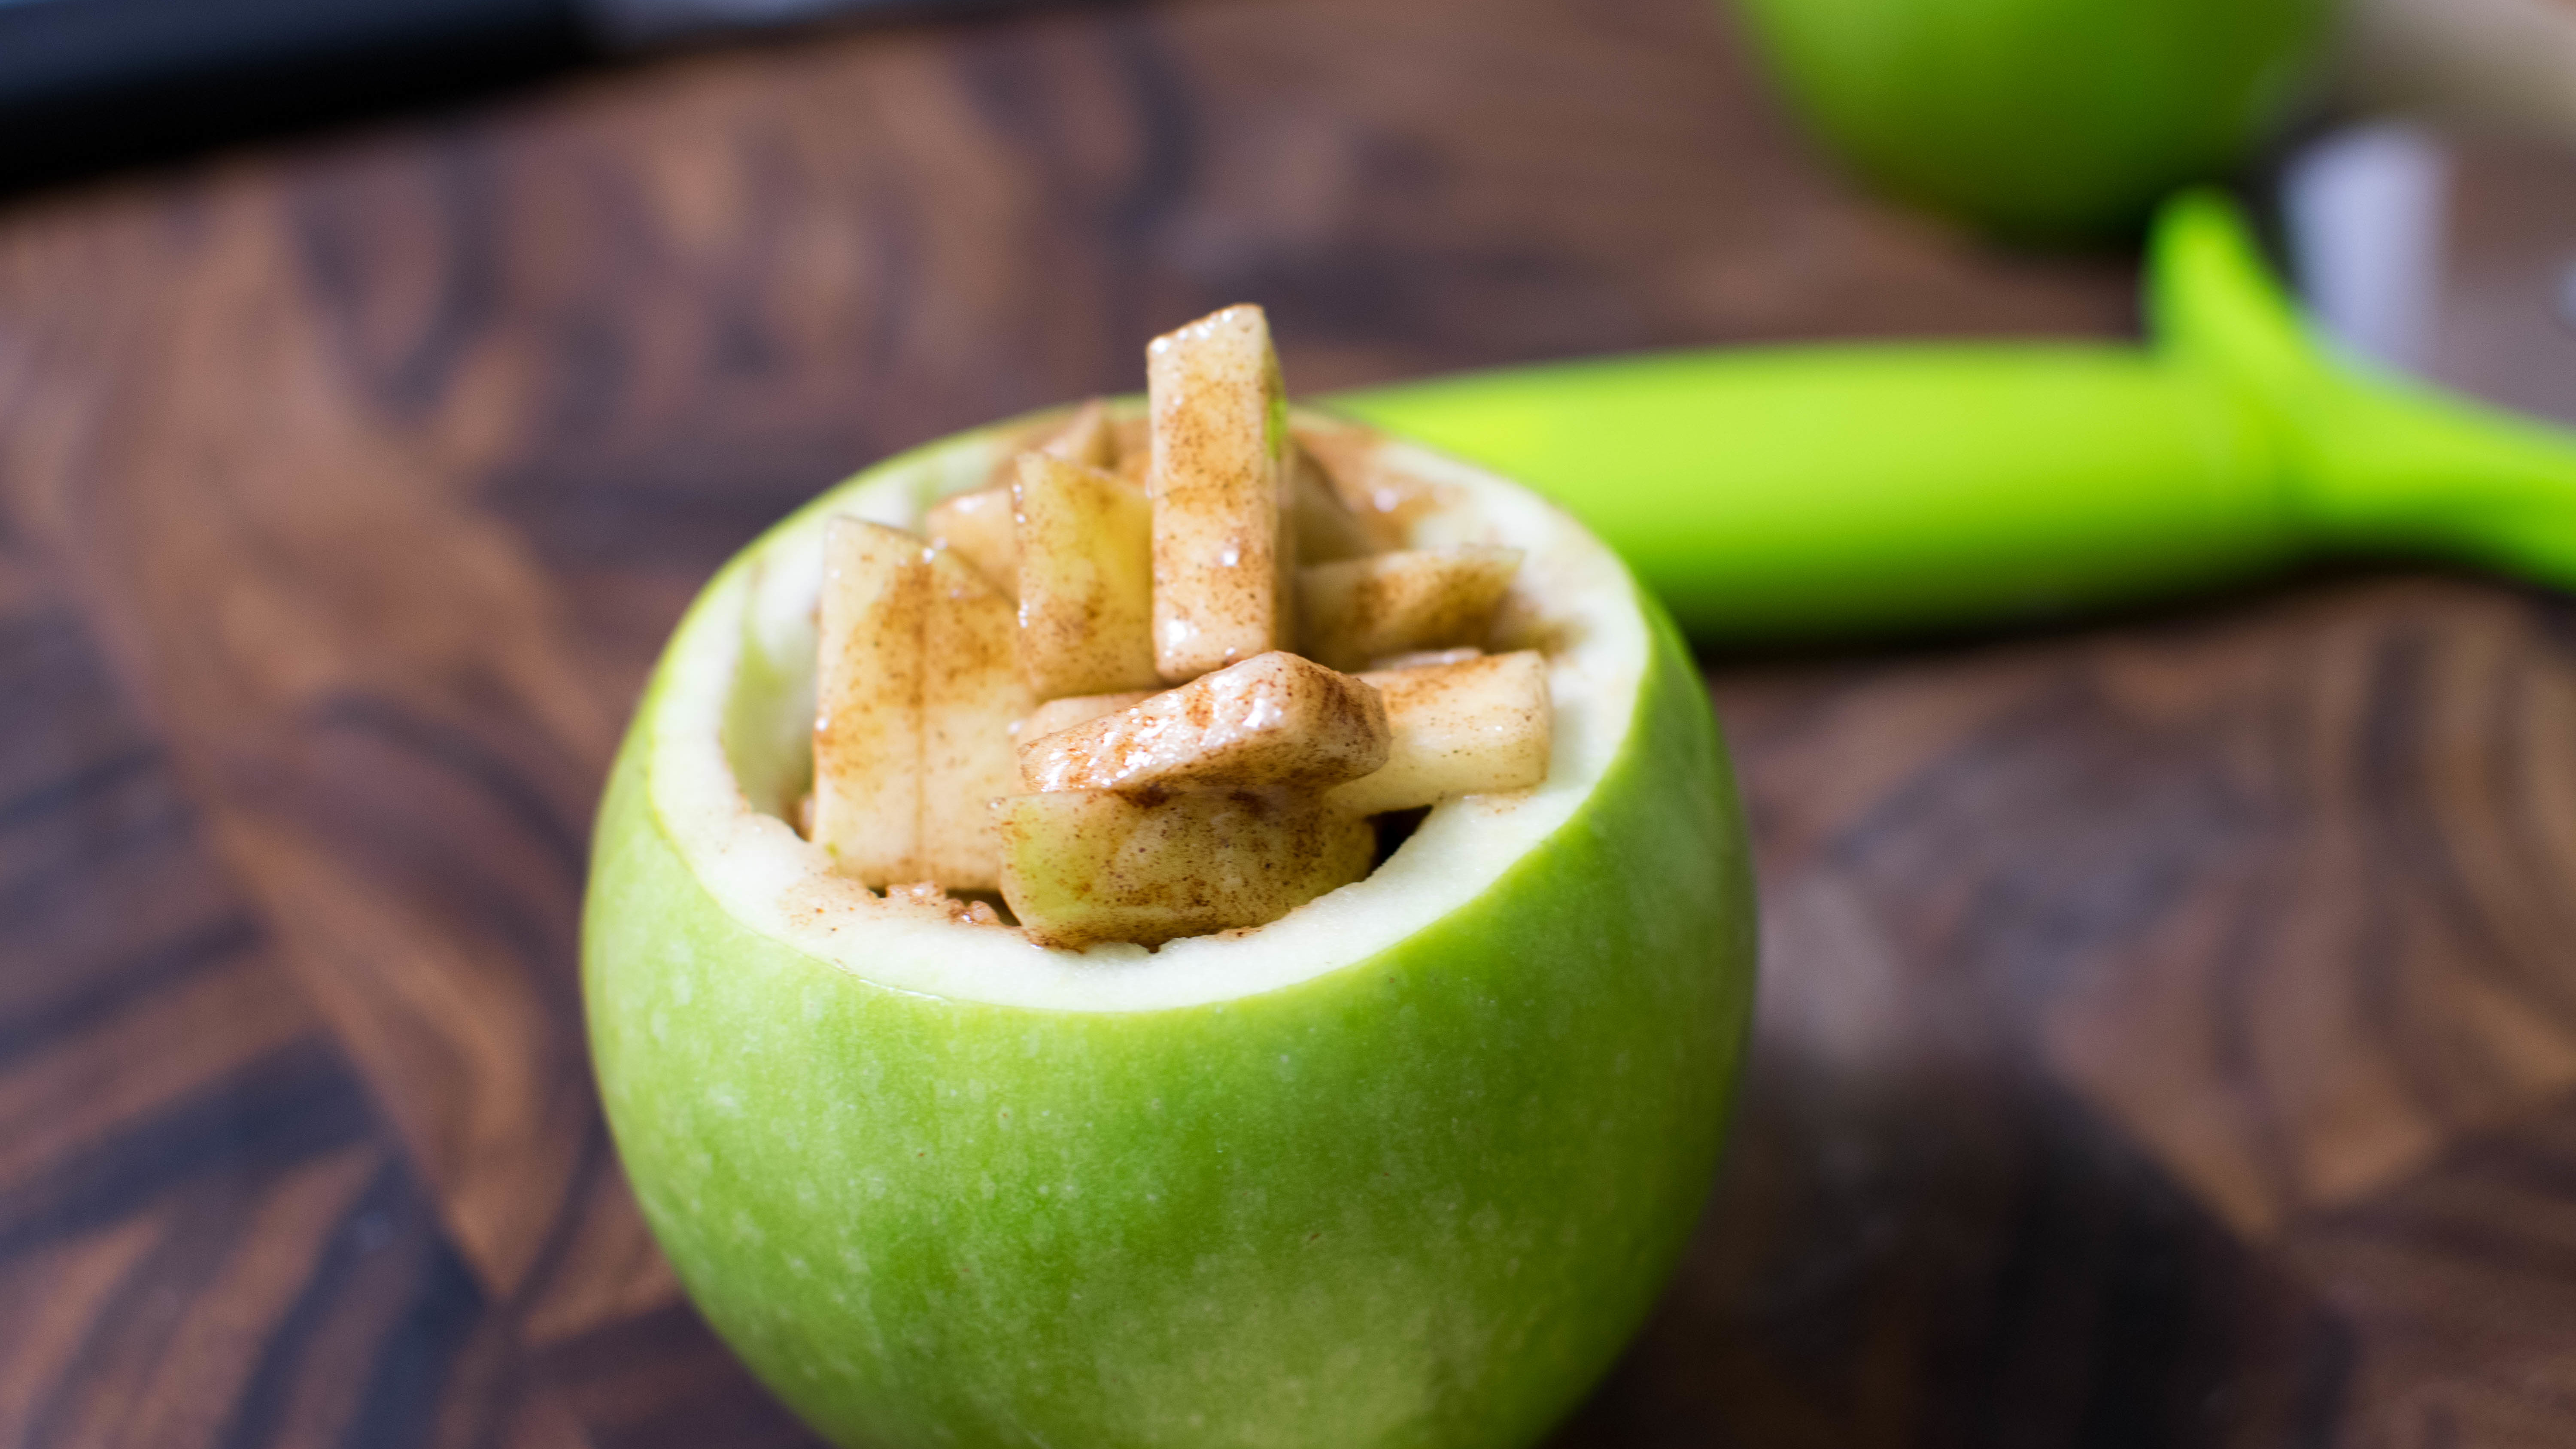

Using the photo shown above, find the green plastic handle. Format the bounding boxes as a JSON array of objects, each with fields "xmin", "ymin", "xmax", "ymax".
[{"xmin": 1329, "ymin": 193, "xmax": 2576, "ymax": 643}]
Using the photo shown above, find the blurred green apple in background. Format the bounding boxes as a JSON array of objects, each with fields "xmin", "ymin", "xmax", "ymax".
[{"xmin": 1732, "ymin": 0, "xmax": 2337, "ymax": 240}]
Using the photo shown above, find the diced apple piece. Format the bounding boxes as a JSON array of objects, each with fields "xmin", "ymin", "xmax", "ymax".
[
  {"xmin": 1291, "ymin": 445, "xmax": 1392, "ymax": 563},
  {"xmin": 1294, "ymin": 421, "xmax": 1436, "ymax": 529},
  {"xmin": 1368, "ymin": 646, "xmax": 1483, "ymax": 672},
  {"xmin": 1297, "ymin": 545, "xmax": 1523, "ymax": 671},
  {"xmin": 813, "ymin": 519, "xmax": 1027, "ymax": 890},
  {"xmin": 1021, "ymin": 651, "xmax": 1388, "ymax": 794},
  {"xmin": 1042, "ymin": 398, "xmax": 1117, "ymax": 470},
  {"xmin": 1147, "ymin": 304, "xmax": 1291, "ymax": 681},
  {"xmin": 924, "ymin": 486, "xmax": 1017, "ymax": 600},
  {"xmin": 814, "ymin": 518, "xmax": 929, "ymax": 885},
  {"xmin": 932, "ymin": 403, "xmax": 1124, "ymax": 603},
  {"xmin": 1021, "ymin": 690, "xmax": 1154, "ymax": 741},
  {"xmin": 997, "ymin": 790, "xmax": 1373, "ymax": 949},
  {"xmin": 1328, "ymin": 650, "xmax": 1552, "ymax": 817},
  {"xmin": 919, "ymin": 548, "xmax": 1029, "ymax": 891},
  {"xmin": 1014, "ymin": 453, "xmax": 1160, "ymax": 699}
]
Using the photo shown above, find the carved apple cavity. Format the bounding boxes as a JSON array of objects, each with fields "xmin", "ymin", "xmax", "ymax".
[{"xmin": 583, "ymin": 403, "xmax": 1758, "ymax": 1449}]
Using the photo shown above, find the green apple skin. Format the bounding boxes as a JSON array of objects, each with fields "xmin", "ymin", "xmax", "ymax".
[
  {"xmin": 583, "ymin": 455, "xmax": 1756, "ymax": 1449},
  {"xmin": 1732, "ymin": 0, "xmax": 2331, "ymax": 240}
]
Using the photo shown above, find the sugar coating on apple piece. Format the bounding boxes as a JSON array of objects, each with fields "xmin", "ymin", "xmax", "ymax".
[
  {"xmin": 995, "ymin": 789, "xmax": 1373, "ymax": 950},
  {"xmin": 1021, "ymin": 690, "xmax": 1154, "ymax": 742},
  {"xmin": 1298, "ymin": 545, "xmax": 1524, "ymax": 672},
  {"xmin": 1013, "ymin": 453, "xmax": 1160, "ymax": 701},
  {"xmin": 918, "ymin": 548, "xmax": 1030, "ymax": 891},
  {"xmin": 1147, "ymin": 305, "xmax": 1292, "ymax": 681},
  {"xmin": 1020, "ymin": 650, "xmax": 1390, "ymax": 794},
  {"xmin": 813, "ymin": 518, "xmax": 930, "ymax": 885},
  {"xmin": 1328, "ymin": 650, "xmax": 1552, "ymax": 817}
]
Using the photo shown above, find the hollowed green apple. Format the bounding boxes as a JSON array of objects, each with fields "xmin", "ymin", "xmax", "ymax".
[{"xmin": 582, "ymin": 409, "xmax": 1756, "ymax": 1449}]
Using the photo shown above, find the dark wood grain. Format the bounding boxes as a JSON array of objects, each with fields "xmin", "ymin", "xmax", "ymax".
[
  {"xmin": 0, "ymin": 585, "xmax": 592, "ymax": 1448},
  {"xmin": 0, "ymin": 0, "xmax": 2569, "ymax": 1444}
]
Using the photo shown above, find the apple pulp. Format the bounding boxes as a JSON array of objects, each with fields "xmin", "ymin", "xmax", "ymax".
[{"xmin": 582, "ymin": 408, "xmax": 1757, "ymax": 1449}]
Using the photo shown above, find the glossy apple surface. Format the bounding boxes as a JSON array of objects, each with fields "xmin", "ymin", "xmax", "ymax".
[
  {"xmin": 583, "ymin": 412, "xmax": 1756, "ymax": 1449},
  {"xmin": 1732, "ymin": 0, "xmax": 2332, "ymax": 239}
]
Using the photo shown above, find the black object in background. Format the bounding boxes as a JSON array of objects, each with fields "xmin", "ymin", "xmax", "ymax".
[
  {"xmin": 0, "ymin": 0, "xmax": 1018, "ymax": 194},
  {"xmin": 0, "ymin": 0, "xmax": 584, "ymax": 190}
]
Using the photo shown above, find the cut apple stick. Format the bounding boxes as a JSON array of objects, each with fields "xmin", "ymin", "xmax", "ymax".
[
  {"xmin": 923, "ymin": 486, "xmax": 1017, "ymax": 600},
  {"xmin": 920, "ymin": 548, "xmax": 1030, "ymax": 890},
  {"xmin": 1021, "ymin": 651, "xmax": 1388, "ymax": 794},
  {"xmin": 1147, "ymin": 305, "xmax": 1292, "ymax": 681},
  {"xmin": 1297, "ymin": 545, "xmax": 1523, "ymax": 671},
  {"xmin": 814, "ymin": 518, "xmax": 1028, "ymax": 890},
  {"xmin": 1014, "ymin": 453, "xmax": 1161, "ymax": 700},
  {"xmin": 814, "ymin": 518, "xmax": 930, "ymax": 885},
  {"xmin": 996, "ymin": 789, "xmax": 1373, "ymax": 949},
  {"xmin": 1328, "ymin": 650, "xmax": 1552, "ymax": 817},
  {"xmin": 1021, "ymin": 690, "xmax": 1154, "ymax": 742}
]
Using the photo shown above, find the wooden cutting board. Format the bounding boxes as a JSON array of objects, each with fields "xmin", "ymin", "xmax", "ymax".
[{"xmin": 3, "ymin": 0, "xmax": 2572, "ymax": 1443}]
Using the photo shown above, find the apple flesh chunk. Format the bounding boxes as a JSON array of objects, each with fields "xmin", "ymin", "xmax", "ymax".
[
  {"xmin": 1290, "ymin": 445, "xmax": 1393, "ymax": 563},
  {"xmin": 1020, "ymin": 689, "xmax": 1154, "ymax": 741},
  {"xmin": 922, "ymin": 486, "xmax": 1016, "ymax": 600},
  {"xmin": 1328, "ymin": 650, "xmax": 1552, "ymax": 817},
  {"xmin": 927, "ymin": 402, "xmax": 1117, "ymax": 599},
  {"xmin": 1147, "ymin": 305, "xmax": 1292, "ymax": 681},
  {"xmin": 1106, "ymin": 413, "xmax": 1152, "ymax": 489},
  {"xmin": 1298, "ymin": 544, "xmax": 1524, "ymax": 672},
  {"xmin": 811, "ymin": 519, "xmax": 1027, "ymax": 889},
  {"xmin": 919, "ymin": 548, "xmax": 1030, "ymax": 891},
  {"xmin": 1013, "ymin": 453, "xmax": 1161, "ymax": 700},
  {"xmin": 1019, "ymin": 650, "xmax": 1389, "ymax": 794},
  {"xmin": 995, "ymin": 789, "xmax": 1373, "ymax": 950},
  {"xmin": 1041, "ymin": 397, "xmax": 1117, "ymax": 471},
  {"xmin": 1295, "ymin": 419, "xmax": 1432, "ymax": 527},
  {"xmin": 813, "ymin": 519, "xmax": 929, "ymax": 885}
]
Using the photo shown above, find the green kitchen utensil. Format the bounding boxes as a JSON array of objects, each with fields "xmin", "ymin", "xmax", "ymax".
[{"xmin": 1331, "ymin": 191, "xmax": 2576, "ymax": 645}]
